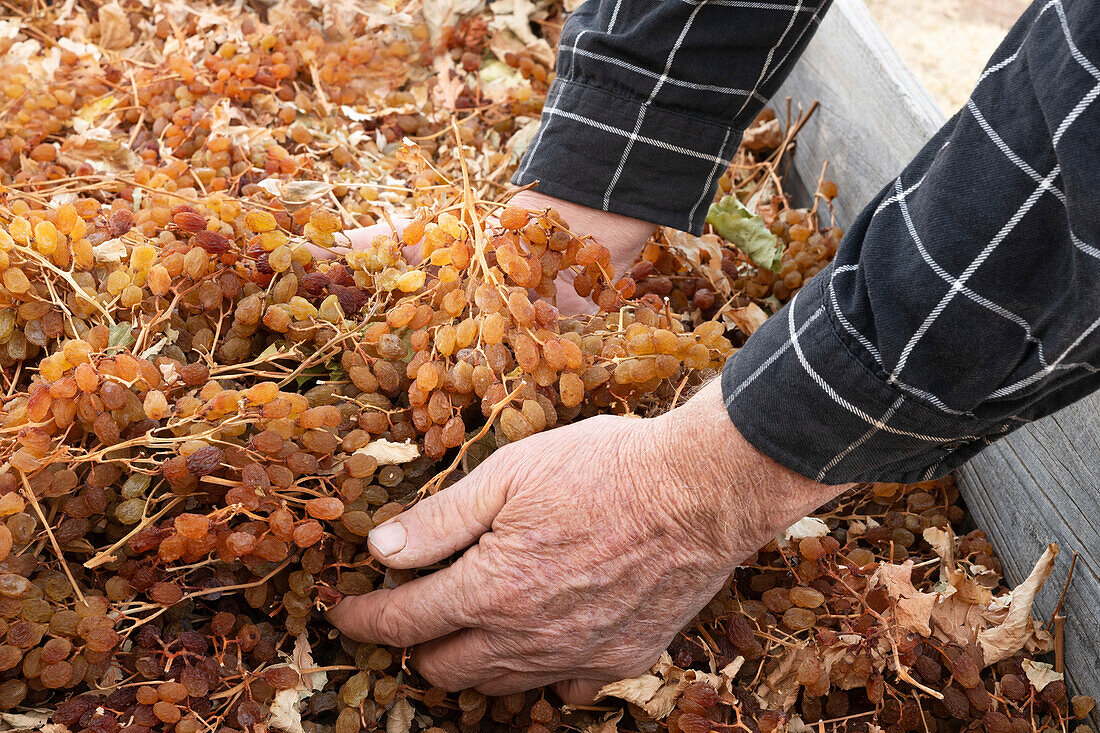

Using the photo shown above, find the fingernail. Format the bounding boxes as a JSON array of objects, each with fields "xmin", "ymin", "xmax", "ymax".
[{"xmin": 369, "ymin": 521, "xmax": 407, "ymax": 557}]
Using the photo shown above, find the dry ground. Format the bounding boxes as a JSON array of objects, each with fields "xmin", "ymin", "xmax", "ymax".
[{"xmin": 862, "ymin": 0, "xmax": 1032, "ymax": 113}]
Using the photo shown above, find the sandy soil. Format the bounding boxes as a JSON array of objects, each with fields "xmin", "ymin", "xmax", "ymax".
[{"xmin": 862, "ymin": 0, "xmax": 1032, "ymax": 113}]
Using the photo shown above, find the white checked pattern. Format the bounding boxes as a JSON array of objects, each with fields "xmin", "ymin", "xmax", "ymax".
[
  {"xmin": 514, "ymin": 0, "xmax": 831, "ymax": 233},
  {"xmin": 719, "ymin": 0, "xmax": 1100, "ymax": 483},
  {"xmin": 515, "ymin": 0, "xmax": 1100, "ymax": 482}
]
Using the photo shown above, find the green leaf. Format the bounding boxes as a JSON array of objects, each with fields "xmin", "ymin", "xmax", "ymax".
[
  {"xmin": 107, "ymin": 323, "xmax": 135, "ymax": 351},
  {"xmin": 294, "ymin": 368, "xmax": 325, "ymax": 388},
  {"xmin": 257, "ymin": 342, "xmax": 284, "ymax": 360},
  {"xmin": 705, "ymin": 195, "xmax": 783, "ymax": 273}
]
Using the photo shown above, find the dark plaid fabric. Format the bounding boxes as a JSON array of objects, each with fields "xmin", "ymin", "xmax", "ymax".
[
  {"xmin": 516, "ymin": 0, "xmax": 1100, "ymax": 483},
  {"xmin": 512, "ymin": 0, "xmax": 833, "ymax": 233}
]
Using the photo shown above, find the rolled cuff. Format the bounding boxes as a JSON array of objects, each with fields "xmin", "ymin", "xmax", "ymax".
[
  {"xmin": 511, "ymin": 78, "xmax": 740, "ymax": 235},
  {"xmin": 721, "ymin": 271, "xmax": 1015, "ymax": 484}
]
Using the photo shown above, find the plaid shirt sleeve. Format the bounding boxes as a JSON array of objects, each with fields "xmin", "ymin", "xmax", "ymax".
[
  {"xmin": 511, "ymin": 0, "xmax": 833, "ymax": 233},
  {"xmin": 724, "ymin": 0, "xmax": 1100, "ymax": 483},
  {"xmin": 517, "ymin": 0, "xmax": 1100, "ymax": 484}
]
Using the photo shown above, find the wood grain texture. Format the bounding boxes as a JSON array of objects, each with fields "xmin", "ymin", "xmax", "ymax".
[
  {"xmin": 958, "ymin": 409, "xmax": 1100, "ymax": 701},
  {"xmin": 780, "ymin": 0, "xmax": 1100, "ymax": 702},
  {"xmin": 775, "ymin": 0, "xmax": 946, "ymax": 226}
]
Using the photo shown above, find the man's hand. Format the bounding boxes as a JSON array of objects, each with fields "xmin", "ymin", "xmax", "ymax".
[
  {"xmin": 327, "ymin": 381, "xmax": 847, "ymax": 703},
  {"xmin": 309, "ymin": 190, "xmax": 656, "ymax": 315}
]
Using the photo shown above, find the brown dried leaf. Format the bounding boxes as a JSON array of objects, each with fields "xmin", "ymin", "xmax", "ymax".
[
  {"xmin": 583, "ymin": 711, "xmax": 623, "ymax": 733},
  {"xmin": 666, "ymin": 230, "xmax": 733, "ymax": 297},
  {"xmin": 1021, "ymin": 659, "xmax": 1063, "ymax": 692},
  {"xmin": 422, "ymin": 0, "xmax": 485, "ymax": 41},
  {"xmin": 730, "ymin": 303, "xmax": 768, "ymax": 336},
  {"xmin": 870, "ymin": 561, "xmax": 937, "ymax": 636},
  {"xmin": 922, "ymin": 526, "xmax": 954, "ymax": 572},
  {"xmin": 742, "ymin": 118, "xmax": 783, "ymax": 152},
  {"xmin": 928, "ymin": 544, "xmax": 1056, "ymax": 665},
  {"xmin": 268, "ymin": 634, "xmax": 328, "ymax": 733},
  {"xmin": 0, "ymin": 711, "xmax": 51, "ymax": 731},
  {"xmin": 976, "ymin": 543, "xmax": 1058, "ymax": 665},
  {"xmin": 755, "ymin": 649, "xmax": 802, "ymax": 711},
  {"xmin": 96, "ymin": 1, "xmax": 133, "ymax": 49},
  {"xmin": 596, "ymin": 674, "xmax": 668, "ymax": 718}
]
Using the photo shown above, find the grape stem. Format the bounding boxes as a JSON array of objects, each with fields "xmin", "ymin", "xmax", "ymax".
[
  {"xmin": 84, "ymin": 495, "xmax": 184, "ymax": 569},
  {"xmin": 418, "ymin": 382, "xmax": 524, "ymax": 497},
  {"xmin": 119, "ymin": 558, "xmax": 293, "ymax": 635},
  {"xmin": 18, "ymin": 469, "xmax": 86, "ymax": 604}
]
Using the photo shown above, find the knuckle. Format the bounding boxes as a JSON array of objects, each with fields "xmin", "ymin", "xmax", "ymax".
[
  {"xmin": 372, "ymin": 598, "xmax": 412, "ymax": 646},
  {"xmin": 413, "ymin": 651, "xmax": 461, "ymax": 692}
]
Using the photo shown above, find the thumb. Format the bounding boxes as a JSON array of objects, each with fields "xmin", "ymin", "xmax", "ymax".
[{"xmin": 368, "ymin": 463, "xmax": 510, "ymax": 569}]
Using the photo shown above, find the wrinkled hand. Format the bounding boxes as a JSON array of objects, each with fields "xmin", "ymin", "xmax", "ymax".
[
  {"xmin": 327, "ymin": 381, "xmax": 846, "ymax": 703},
  {"xmin": 308, "ymin": 190, "xmax": 655, "ymax": 316}
]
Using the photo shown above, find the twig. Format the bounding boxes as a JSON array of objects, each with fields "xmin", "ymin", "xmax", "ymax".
[
  {"xmin": 119, "ymin": 559, "xmax": 292, "ymax": 634},
  {"xmin": 18, "ymin": 470, "xmax": 85, "ymax": 604},
  {"xmin": 419, "ymin": 383, "xmax": 523, "ymax": 496},
  {"xmin": 84, "ymin": 495, "xmax": 184, "ymax": 569},
  {"xmin": 1046, "ymin": 551, "xmax": 1076, "ymax": 628}
]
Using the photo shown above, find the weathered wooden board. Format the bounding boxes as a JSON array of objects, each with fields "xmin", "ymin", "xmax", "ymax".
[
  {"xmin": 775, "ymin": 0, "xmax": 945, "ymax": 226},
  {"xmin": 777, "ymin": 0, "xmax": 1100, "ymax": 701},
  {"xmin": 959, "ymin": 414, "xmax": 1100, "ymax": 701}
]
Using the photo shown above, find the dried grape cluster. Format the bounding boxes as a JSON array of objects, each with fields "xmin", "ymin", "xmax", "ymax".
[
  {"xmin": 648, "ymin": 478, "xmax": 1091, "ymax": 733},
  {"xmin": 0, "ymin": 2, "xmax": 1084, "ymax": 733}
]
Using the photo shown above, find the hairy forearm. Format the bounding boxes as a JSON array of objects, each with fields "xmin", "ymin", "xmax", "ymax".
[{"xmin": 653, "ymin": 380, "xmax": 850, "ymax": 569}]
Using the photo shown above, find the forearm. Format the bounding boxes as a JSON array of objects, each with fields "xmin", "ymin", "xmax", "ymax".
[{"xmin": 654, "ymin": 380, "xmax": 848, "ymax": 569}]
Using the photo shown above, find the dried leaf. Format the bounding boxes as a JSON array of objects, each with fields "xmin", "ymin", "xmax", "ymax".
[
  {"xmin": 107, "ymin": 323, "xmax": 135, "ymax": 351},
  {"xmin": 0, "ymin": 20, "xmax": 20, "ymax": 41},
  {"xmin": 870, "ymin": 561, "xmax": 937, "ymax": 636},
  {"xmin": 923, "ymin": 526, "xmax": 955, "ymax": 580},
  {"xmin": 96, "ymin": 1, "xmax": 134, "ymax": 49},
  {"xmin": 706, "ymin": 195, "xmax": 783, "ymax": 272},
  {"xmin": 596, "ymin": 653, "xmax": 686, "ymax": 720},
  {"xmin": 788, "ymin": 716, "xmax": 814, "ymax": 733},
  {"xmin": 506, "ymin": 118, "xmax": 541, "ymax": 164},
  {"xmin": 896, "ymin": 593, "xmax": 938, "ymax": 637},
  {"xmin": 730, "ymin": 303, "xmax": 767, "ymax": 336},
  {"xmin": 976, "ymin": 544, "xmax": 1058, "ymax": 665},
  {"xmin": 355, "ymin": 439, "xmax": 421, "ymax": 465},
  {"xmin": 422, "ymin": 0, "xmax": 485, "ymax": 41},
  {"xmin": 755, "ymin": 647, "xmax": 802, "ymax": 711},
  {"xmin": 742, "ymin": 118, "xmax": 783, "ymax": 152},
  {"xmin": 481, "ymin": 59, "xmax": 531, "ymax": 104},
  {"xmin": 487, "ymin": 0, "xmax": 555, "ymax": 66},
  {"xmin": 92, "ymin": 238, "xmax": 128, "ymax": 264},
  {"xmin": 385, "ymin": 698, "xmax": 415, "ymax": 733},
  {"xmin": 928, "ymin": 545, "xmax": 1056, "ymax": 664},
  {"xmin": 1021, "ymin": 659, "xmax": 1063, "ymax": 692},
  {"xmin": 281, "ymin": 181, "xmax": 335, "ymax": 206},
  {"xmin": 583, "ymin": 710, "xmax": 623, "ymax": 733},
  {"xmin": 597, "ymin": 675, "xmax": 667, "ymax": 716},
  {"xmin": 268, "ymin": 634, "xmax": 328, "ymax": 733},
  {"xmin": 432, "ymin": 54, "xmax": 466, "ymax": 112},
  {"xmin": 783, "ymin": 517, "xmax": 829, "ymax": 543},
  {"xmin": 268, "ymin": 690, "xmax": 306, "ymax": 733},
  {"xmin": 665, "ymin": 230, "xmax": 732, "ymax": 297},
  {"xmin": 0, "ymin": 711, "xmax": 50, "ymax": 730}
]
